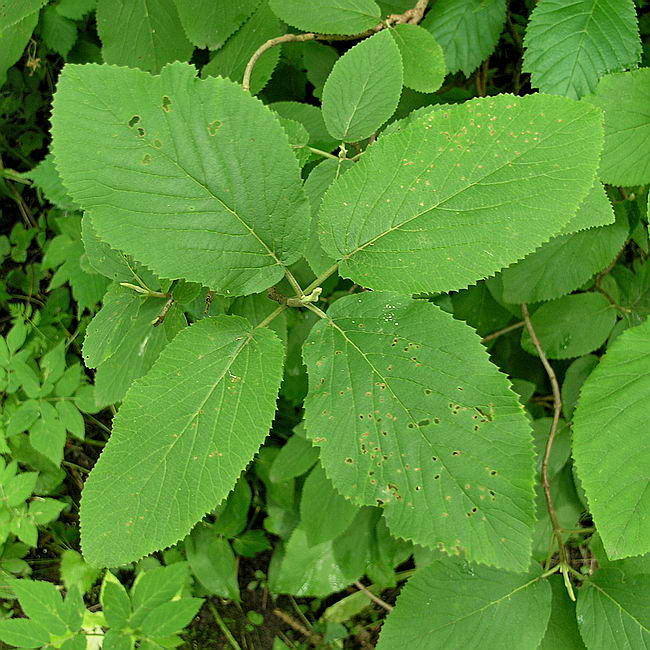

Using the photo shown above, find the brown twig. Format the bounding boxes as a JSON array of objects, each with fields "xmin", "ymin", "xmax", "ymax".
[
  {"xmin": 242, "ymin": 0, "xmax": 430, "ymax": 91},
  {"xmin": 152, "ymin": 296, "xmax": 175, "ymax": 327},
  {"xmin": 476, "ymin": 58, "xmax": 490, "ymax": 97},
  {"xmin": 272, "ymin": 609, "xmax": 322, "ymax": 646},
  {"xmin": 354, "ymin": 581, "xmax": 394, "ymax": 612},
  {"xmin": 204, "ymin": 289, "xmax": 214, "ymax": 314},
  {"xmin": 521, "ymin": 304, "xmax": 567, "ymax": 570},
  {"xmin": 480, "ymin": 320, "xmax": 524, "ymax": 343}
]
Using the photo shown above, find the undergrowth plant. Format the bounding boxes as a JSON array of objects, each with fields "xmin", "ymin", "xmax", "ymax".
[{"xmin": 3, "ymin": 0, "xmax": 648, "ymax": 647}]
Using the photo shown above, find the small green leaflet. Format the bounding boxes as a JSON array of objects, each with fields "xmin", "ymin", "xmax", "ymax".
[
  {"xmin": 303, "ymin": 292, "xmax": 535, "ymax": 570},
  {"xmin": 321, "ymin": 29, "xmax": 403, "ymax": 142},
  {"xmin": 268, "ymin": 0, "xmax": 381, "ymax": 35},
  {"xmin": 421, "ymin": 0, "xmax": 506, "ymax": 76},
  {"xmin": 318, "ymin": 94, "xmax": 603, "ymax": 294},
  {"xmin": 573, "ymin": 317, "xmax": 650, "ymax": 559},
  {"xmin": 523, "ymin": 0, "xmax": 641, "ymax": 100},
  {"xmin": 80, "ymin": 316, "xmax": 284, "ymax": 566},
  {"xmin": 576, "ymin": 570, "xmax": 650, "ymax": 648},
  {"xmin": 51, "ymin": 62, "xmax": 309, "ymax": 297},
  {"xmin": 582, "ymin": 69, "xmax": 650, "ymax": 186},
  {"xmin": 95, "ymin": 0, "xmax": 193, "ymax": 74},
  {"xmin": 377, "ymin": 559, "xmax": 551, "ymax": 649}
]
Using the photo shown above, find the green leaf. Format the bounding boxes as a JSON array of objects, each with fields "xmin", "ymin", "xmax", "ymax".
[
  {"xmin": 40, "ymin": 5, "xmax": 77, "ymax": 57},
  {"xmin": 31, "ymin": 401, "xmax": 67, "ymax": 466},
  {"xmin": 0, "ymin": 618, "xmax": 50, "ymax": 648},
  {"xmin": 521, "ymin": 293, "xmax": 616, "ymax": 359},
  {"xmin": 59, "ymin": 584, "xmax": 85, "ymax": 634},
  {"xmin": 582, "ymin": 69, "xmax": 650, "ymax": 186},
  {"xmin": 377, "ymin": 560, "xmax": 551, "ymax": 649},
  {"xmin": 303, "ymin": 292, "xmax": 535, "ymax": 570},
  {"xmin": 500, "ymin": 216, "xmax": 627, "ymax": 304},
  {"xmin": 61, "ymin": 635, "xmax": 89, "ymax": 650},
  {"xmin": 573, "ymin": 318, "xmax": 650, "ymax": 559},
  {"xmin": 319, "ymin": 94, "xmax": 603, "ymax": 294},
  {"xmin": 0, "ymin": 10, "xmax": 40, "ymax": 88},
  {"xmin": 269, "ymin": 101, "xmax": 338, "ymax": 153},
  {"xmin": 60, "ymin": 549, "xmax": 101, "ymax": 594},
  {"xmin": 83, "ymin": 285, "xmax": 186, "ymax": 405},
  {"xmin": 269, "ymin": 428, "xmax": 319, "ymax": 482},
  {"xmin": 101, "ymin": 573, "xmax": 132, "ymax": 629},
  {"xmin": 11, "ymin": 579, "xmax": 67, "ymax": 635},
  {"xmin": 102, "ymin": 629, "xmax": 134, "ymax": 650},
  {"xmin": 451, "ymin": 281, "xmax": 513, "ymax": 338},
  {"xmin": 301, "ymin": 40, "xmax": 338, "ymax": 99},
  {"xmin": 55, "ymin": 0, "xmax": 97, "ymax": 20},
  {"xmin": 0, "ymin": 0, "xmax": 47, "ymax": 28},
  {"xmin": 561, "ymin": 181, "xmax": 615, "ymax": 234},
  {"xmin": 321, "ymin": 29, "xmax": 403, "ymax": 142},
  {"xmin": 80, "ymin": 315, "xmax": 284, "ymax": 567},
  {"xmin": 523, "ymin": 0, "xmax": 640, "ymax": 100},
  {"xmin": 140, "ymin": 598, "xmax": 203, "ymax": 637},
  {"xmin": 390, "ymin": 24, "xmax": 445, "ymax": 93},
  {"xmin": 539, "ymin": 576, "xmax": 585, "ymax": 650},
  {"xmin": 185, "ymin": 528, "xmax": 240, "ymax": 600},
  {"xmin": 201, "ymin": 2, "xmax": 283, "ymax": 95},
  {"xmin": 561, "ymin": 355, "xmax": 599, "ymax": 419},
  {"xmin": 211, "ymin": 476, "xmax": 252, "ymax": 538},
  {"xmin": 268, "ymin": 0, "xmax": 380, "ymax": 35},
  {"xmin": 29, "ymin": 497, "xmax": 66, "ymax": 525},
  {"xmin": 173, "ymin": 0, "xmax": 258, "ymax": 49},
  {"xmin": 576, "ymin": 570, "xmax": 650, "ymax": 648},
  {"xmin": 232, "ymin": 529, "xmax": 271, "ymax": 557},
  {"xmin": 25, "ymin": 154, "xmax": 78, "ymax": 210},
  {"xmin": 55, "ymin": 399, "xmax": 85, "ymax": 439},
  {"xmin": 130, "ymin": 563, "xmax": 189, "ymax": 626},
  {"xmin": 95, "ymin": 0, "xmax": 193, "ymax": 73},
  {"xmin": 3, "ymin": 472, "xmax": 38, "ymax": 507},
  {"xmin": 51, "ymin": 62, "xmax": 309, "ymax": 297},
  {"xmin": 300, "ymin": 462, "xmax": 359, "ymax": 546},
  {"xmin": 421, "ymin": 0, "xmax": 506, "ymax": 76}
]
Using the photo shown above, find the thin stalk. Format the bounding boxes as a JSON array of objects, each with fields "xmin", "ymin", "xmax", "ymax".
[
  {"xmin": 305, "ymin": 303, "xmax": 329, "ymax": 320},
  {"xmin": 354, "ymin": 581, "xmax": 394, "ymax": 612},
  {"xmin": 307, "ymin": 146, "xmax": 339, "ymax": 161},
  {"xmin": 207, "ymin": 600, "xmax": 242, "ymax": 650},
  {"xmin": 480, "ymin": 320, "xmax": 524, "ymax": 343},
  {"xmin": 255, "ymin": 304, "xmax": 287, "ymax": 329},
  {"xmin": 303, "ymin": 263, "xmax": 339, "ymax": 296},
  {"xmin": 284, "ymin": 268, "xmax": 304, "ymax": 298}
]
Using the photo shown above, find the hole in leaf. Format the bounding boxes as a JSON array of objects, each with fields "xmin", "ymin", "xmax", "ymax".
[
  {"xmin": 128, "ymin": 115, "xmax": 140, "ymax": 128},
  {"xmin": 452, "ymin": 450, "xmax": 461, "ymax": 456},
  {"xmin": 345, "ymin": 457, "xmax": 353, "ymax": 464},
  {"xmin": 141, "ymin": 154, "xmax": 151, "ymax": 165},
  {"xmin": 153, "ymin": 139, "xmax": 162, "ymax": 148},
  {"xmin": 418, "ymin": 419, "xmax": 430, "ymax": 427},
  {"xmin": 136, "ymin": 127, "xmax": 145, "ymax": 137},
  {"xmin": 208, "ymin": 119, "xmax": 223, "ymax": 135},
  {"xmin": 161, "ymin": 96, "xmax": 172, "ymax": 112}
]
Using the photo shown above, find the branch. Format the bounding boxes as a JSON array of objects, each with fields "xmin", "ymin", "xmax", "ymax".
[
  {"xmin": 354, "ymin": 580, "xmax": 394, "ymax": 612},
  {"xmin": 152, "ymin": 296, "xmax": 175, "ymax": 327},
  {"xmin": 242, "ymin": 0, "xmax": 430, "ymax": 91},
  {"xmin": 480, "ymin": 320, "xmax": 524, "ymax": 343}
]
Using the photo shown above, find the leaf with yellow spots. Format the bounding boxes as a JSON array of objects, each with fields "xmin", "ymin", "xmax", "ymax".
[{"xmin": 302, "ymin": 291, "xmax": 535, "ymax": 571}]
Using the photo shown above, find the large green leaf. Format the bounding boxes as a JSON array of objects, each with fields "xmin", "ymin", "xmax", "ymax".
[
  {"xmin": 173, "ymin": 0, "xmax": 258, "ymax": 50},
  {"xmin": 576, "ymin": 570, "xmax": 650, "ymax": 648},
  {"xmin": 582, "ymin": 69, "xmax": 650, "ymax": 186},
  {"xmin": 83, "ymin": 284, "xmax": 186, "ymax": 406},
  {"xmin": 421, "ymin": 0, "xmax": 506, "ymax": 76},
  {"xmin": 573, "ymin": 318, "xmax": 650, "ymax": 559},
  {"xmin": 318, "ymin": 94, "xmax": 603, "ymax": 294},
  {"xmin": 321, "ymin": 29, "xmax": 403, "ymax": 142},
  {"xmin": 95, "ymin": 0, "xmax": 193, "ymax": 73},
  {"xmin": 539, "ymin": 576, "xmax": 585, "ymax": 649},
  {"xmin": 500, "ymin": 215, "xmax": 627, "ymax": 304},
  {"xmin": 303, "ymin": 292, "xmax": 535, "ymax": 570},
  {"xmin": 51, "ymin": 62, "xmax": 309, "ymax": 297},
  {"xmin": 268, "ymin": 0, "xmax": 380, "ymax": 34},
  {"xmin": 377, "ymin": 560, "xmax": 551, "ymax": 649},
  {"xmin": 79, "ymin": 315, "xmax": 284, "ymax": 566},
  {"xmin": 523, "ymin": 0, "xmax": 640, "ymax": 100},
  {"xmin": 0, "ymin": 0, "xmax": 47, "ymax": 28}
]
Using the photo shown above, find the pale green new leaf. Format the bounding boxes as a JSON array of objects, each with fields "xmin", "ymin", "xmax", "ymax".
[
  {"xmin": 582, "ymin": 69, "xmax": 650, "ymax": 186},
  {"xmin": 173, "ymin": 0, "xmax": 258, "ymax": 50},
  {"xmin": 321, "ymin": 30, "xmax": 403, "ymax": 142},
  {"xmin": 377, "ymin": 560, "xmax": 551, "ymax": 649},
  {"xmin": 576, "ymin": 570, "xmax": 650, "ymax": 648},
  {"xmin": 523, "ymin": 0, "xmax": 641, "ymax": 100},
  {"xmin": 79, "ymin": 316, "xmax": 284, "ymax": 566},
  {"xmin": 390, "ymin": 24, "xmax": 445, "ymax": 93},
  {"xmin": 303, "ymin": 292, "xmax": 535, "ymax": 570},
  {"xmin": 96, "ymin": 0, "xmax": 193, "ymax": 73},
  {"xmin": 83, "ymin": 285, "xmax": 186, "ymax": 406},
  {"xmin": 573, "ymin": 318, "xmax": 650, "ymax": 559},
  {"xmin": 421, "ymin": 0, "xmax": 506, "ymax": 76},
  {"xmin": 268, "ymin": 0, "xmax": 380, "ymax": 35},
  {"xmin": 521, "ymin": 293, "xmax": 616, "ymax": 359},
  {"xmin": 500, "ymin": 215, "xmax": 627, "ymax": 303},
  {"xmin": 51, "ymin": 62, "xmax": 309, "ymax": 296},
  {"xmin": 319, "ymin": 94, "xmax": 603, "ymax": 294},
  {"xmin": 201, "ymin": 2, "xmax": 283, "ymax": 95}
]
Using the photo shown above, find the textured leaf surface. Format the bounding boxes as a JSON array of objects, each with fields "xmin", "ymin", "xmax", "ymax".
[
  {"xmin": 83, "ymin": 284, "xmax": 186, "ymax": 405},
  {"xmin": 173, "ymin": 0, "xmax": 258, "ymax": 49},
  {"xmin": 576, "ymin": 570, "xmax": 650, "ymax": 648},
  {"xmin": 303, "ymin": 292, "xmax": 535, "ymax": 570},
  {"xmin": 319, "ymin": 94, "xmax": 603, "ymax": 294},
  {"xmin": 96, "ymin": 0, "xmax": 193, "ymax": 73},
  {"xmin": 201, "ymin": 2, "xmax": 282, "ymax": 95},
  {"xmin": 80, "ymin": 316, "xmax": 284, "ymax": 566},
  {"xmin": 421, "ymin": 0, "xmax": 506, "ymax": 75},
  {"xmin": 561, "ymin": 180, "xmax": 614, "ymax": 234},
  {"xmin": 573, "ymin": 318, "xmax": 650, "ymax": 559},
  {"xmin": 582, "ymin": 69, "xmax": 650, "ymax": 186},
  {"xmin": 0, "ymin": 11, "xmax": 40, "ymax": 87},
  {"xmin": 521, "ymin": 293, "xmax": 616, "ymax": 359},
  {"xmin": 377, "ymin": 560, "xmax": 551, "ymax": 649},
  {"xmin": 523, "ymin": 0, "xmax": 640, "ymax": 99},
  {"xmin": 390, "ymin": 24, "xmax": 445, "ymax": 93},
  {"xmin": 51, "ymin": 62, "xmax": 309, "ymax": 296},
  {"xmin": 500, "ymin": 216, "xmax": 627, "ymax": 303},
  {"xmin": 321, "ymin": 30, "xmax": 402, "ymax": 142},
  {"xmin": 0, "ymin": 0, "xmax": 47, "ymax": 28},
  {"xmin": 269, "ymin": 0, "xmax": 380, "ymax": 34},
  {"xmin": 539, "ymin": 576, "xmax": 585, "ymax": 649}
]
